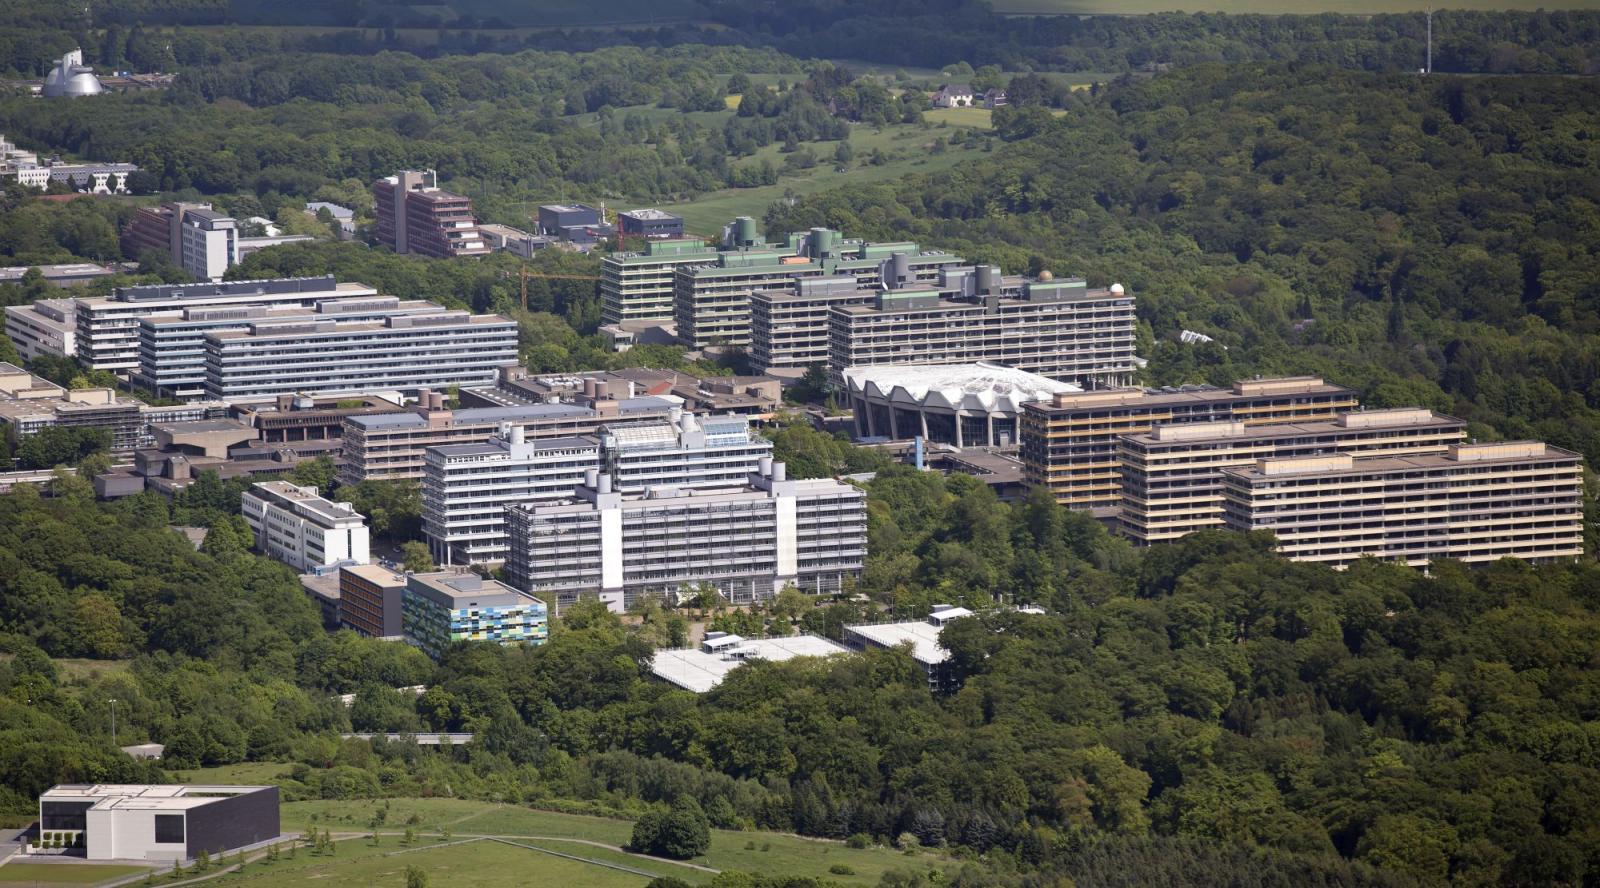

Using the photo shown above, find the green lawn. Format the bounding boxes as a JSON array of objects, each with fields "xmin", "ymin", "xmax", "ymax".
[
  {"xmin": 0, "ymin": 863, "xmax": 150, "ymax": 886},
  {"xmin": 992, "ymin": 0, "xmax": 1600, "ymax": 11},
  {"xmin": 0, "ymin": 656, "xmax": 131, "ymax": 683},
  {"xmin": 171, "ymin": 762, "xmax": 296, "ymax": 785},
  {"xmin": 666, "ymin": 142, "xmax": 981, "ymax": 235},
  {"xmin": 208, "ymin": 838, "xmax": 656, "ymax": 888},
  {"xmin": 280, "ymin": 798, "xmax": 936, "ymax": 885},
  {"xmin": 925, "ymin": 106, "xmax": 994, "ymax": 128}
]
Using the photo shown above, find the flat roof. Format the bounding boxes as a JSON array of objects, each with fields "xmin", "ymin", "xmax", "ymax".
[
  {"xmin": 430, "ymin": 434, "xmax": 598, "ymax": 457},
  {"xmin": 651, "ymin": 635, "xmax": 848, "ymax": 693},
  {"xmin": 1123, "ymin": 411, "xmax": 1466, "ymax": 447},
  {"xmin": 1027, "ymin": 379, "xmax": 1356, "ymax": 413},
  {"xmin": 408, "ymin": 571, "xmax": 543, "ymax": 608},
  {"xmin": 1225, "ymin": 441, "xmax": 1580, "ymax": 480},
  {"xmin": 845, "ymin": 620, "xmax": 952, "ymax": 665},
  {"xmin": 0, "ymin": 263, "xmax": 111, "ymax": 281},
  {"xmin": 41, "ymin": 784, "xmax": 271, "ymax": 811},
  {"xmin": 620, "ymin": 208, "xmax": 681, "ymax": 221},
  {"xmin": 340, "ymin": 563, "xmax": 408, "ymax": 587},
  {"xmin": 251, "ymin": 480, "xmax": 363, "ymax": 524}
]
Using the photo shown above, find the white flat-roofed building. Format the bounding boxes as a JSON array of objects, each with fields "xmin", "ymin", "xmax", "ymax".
[
  {"xmin": 844, "ymin": 604, "xmax": 975, "ymax": 692},
  {"xmin": 0, "ymin": 264, "xmax": 113, "ymax": 287},
  {"xmin": 1221, "ymin": 441, "xmax": 1585, "ymax": 568},
  {"xmin": 0, "ymin": 362, "xmax": 143, "ymax": 453},
  {"xmin": 422, "ymin": 412, "xmax": 771, "ymax": 566},
  {"xmin": 74, "ymin": 276, "xmax": 363, "ymax": 375},
  {"xmin": 202, "ymin": 309, "xmax": 517, "ymax": 400},
  {"xmin": 5, "ymin": 298, "xmax": 77, "ymax": 361},
  {"xmin": 845, "ymin": 362, "xmax": 1080, "ymax": 448},
  {"xmin": 601, "ymin": 411, "xmax": 772, "ymax": 491},
  {"xmin": 177, "ymin": 207, "xmax": 238, "ymax": 282},
  {"xmin": 505, "ymin": 459, "xmax": 865, "ymax": 613},
  {"xmin": 650, "ymin": 632, "xmax": 849, "ymax": 693},
  {"xmin": 37, "ymin": 784, "xmax": 279, "ymax": 862},
  {"xmin": 241, "ymin": 480, "xmax": 370, "ymax": 573},
  {"xmin": 422, "ymin": 427, "xmax": 601, "ymax": 566}
]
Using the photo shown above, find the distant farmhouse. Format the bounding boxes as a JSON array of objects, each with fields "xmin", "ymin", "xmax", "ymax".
[{"xmin": 932, "ymin": 84, "xmax": 975, "ymax": 108}]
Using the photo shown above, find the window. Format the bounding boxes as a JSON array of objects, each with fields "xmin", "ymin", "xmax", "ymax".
[{"xmin": 155, "ymin": 814, "xmax": 185, "ymax": 844}]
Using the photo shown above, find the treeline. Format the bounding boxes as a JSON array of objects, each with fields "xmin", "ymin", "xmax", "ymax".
[
  {"xmin": 765, "ymin": 66, "xmax": 1600, "ymax": 479},
  {"xmin": 6, "ymin": 0, "xmax": 1599, "ymax": 76}
]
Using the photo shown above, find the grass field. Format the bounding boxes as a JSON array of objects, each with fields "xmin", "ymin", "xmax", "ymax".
[
  {"xmin": 210, "ymin": 838, "xmax": 660, "ymax": 888},
  {"xmin": 171, "ymin": 762, "xmax": 296, "ymax": 785},
  {"xmin": 992, "ymin": 0, "xmax": 1600, "ymax": 11},
  {"xmin": 925, "ymin": 106, "xmax": 994, "ymax": 128},
  {"xmin": 0, "ymin": 863, "xmax": 150, "ymax": 886},
  {"xmin": 277, "ymin": 798, "xmax": 934, "ymax": 885}
]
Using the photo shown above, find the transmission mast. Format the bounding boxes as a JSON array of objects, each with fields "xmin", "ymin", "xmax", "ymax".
[{"xmin": 1425, "ymin": 8, "xmax": 1433, "ymax": 75}]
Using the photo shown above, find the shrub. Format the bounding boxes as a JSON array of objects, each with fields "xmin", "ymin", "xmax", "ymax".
[
  {"xmin": 846, "ymin": 833, "xmax": 871, "ymax": 849},
  {"xmin": 829, "ymin": 864, "xmax": 856, "ymax": 875}
]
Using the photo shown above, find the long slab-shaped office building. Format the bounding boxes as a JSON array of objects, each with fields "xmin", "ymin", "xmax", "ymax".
[
  {"xmin": 1220, "ymin": 442, "xmax": 1584, "ymax": 568},
  {"xmin": 505, "ymin": 460, "xmax": 865, "ymax": 613},
  {"xmin": 1020, "ymin": 377, "xmax": 1360, "ymax": 509},
  {"xmin": 1117, "ymin": 408, "xmax": 1467, "ymax": 544}
]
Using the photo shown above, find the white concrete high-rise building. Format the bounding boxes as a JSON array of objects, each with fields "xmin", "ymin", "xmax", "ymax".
[{"xmin": 504, "ymin": 459, "xmax": 866, "ymax": 613}]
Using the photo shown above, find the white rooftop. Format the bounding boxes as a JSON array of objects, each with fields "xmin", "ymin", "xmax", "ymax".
[
  {"xmin": 651, "ymin": 634, "xmax": 849, "ymax": 693},
  {"xmin": 845, "ymin": 362, "xmax": 1080, "ymax": 414},
  {"xmin": 844, "ymin": 620, "xmax": 952, "ymax": 666},
  {"xmin": 41, "ymin": 785, "xmax": 269, "ymax": 811}
]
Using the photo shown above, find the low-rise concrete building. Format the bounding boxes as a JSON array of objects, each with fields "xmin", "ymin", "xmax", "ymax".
[
  {"xmin": 402, "ymin": 571, "xmax": 548, "ymax": 658},
  {"xmin": 37, "ymin": 784, "xmax": 279, "ymax": 862},
  {"xmin": 338, "ymin": 564, "xmax": 408, "ymax": 638},
  {"xmin": 844, "ymin": 604, "xmax": 975, "ymax": 693},
  {"xmin": 0, "ymin": 363, "xmax": 143, "ymax": 454},
  {"xmin": 241, "ymin": 480, "xmax": 370, "ymax": 573},
  {"xmin": 5, "ymin": 298, "xmax": 78, "ymax": 362},
  {"xmin": 651, "ymin": 632, "xmax": 848, "ymax": 693}
]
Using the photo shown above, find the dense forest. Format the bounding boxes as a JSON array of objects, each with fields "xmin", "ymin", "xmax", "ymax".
[
  {"xmin": 5, "ymin": 455, "xmax": 1600, "ymax": 885},
  {"xmin": 3, "ymin": 0, "xmax": 1598, "ymax": 74},
  {"xmin": 767, "ymin": 66, "xmax": 1600, "ymax": 489}
]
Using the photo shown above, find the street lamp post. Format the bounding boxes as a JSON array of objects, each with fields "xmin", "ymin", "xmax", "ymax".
[{"xmin": 108, "ymin": 698, "xmax": 118, "ymax": 746}]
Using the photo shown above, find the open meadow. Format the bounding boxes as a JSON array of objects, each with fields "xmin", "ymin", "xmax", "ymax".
[{"xmin": 0, "ymin": 863, "xmax": 149, "ymax": 887}]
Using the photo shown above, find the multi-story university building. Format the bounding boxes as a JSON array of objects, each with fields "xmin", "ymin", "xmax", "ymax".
[
  {"xmin": 675, "ymin": 225, "xmax": 965, "ymax": 350},
  {"xmin": 421, "ymin": 412, "xmax": 773, "ymax": 566},
  {"xmin": 121, "ymin": 202, "xmax": 312, "ymax": 281},
  {"xmin": 422, "ymin": 428, "xmax": 602, "ymax": 566},
  {"xmin": 139, "ymin": 296, "xmax": 436, "ymax": 400},
  {"xmin": 1020, "ymin": 376, "xmax": 1360, "ymax": 510},
  {"xmin": 373, "ymin": 169, "xmax": 490, "ymax": 259},
  {"xmin": 240, "ymin": 480, "xmax": 370, "ymax": 573},
  {"xmin": 1117, "ymin": 408, "xmax": 1468, "ymax": 544},
  {"xmin": 0, "ymin": 362, "xmax": 143, "ymax": 455},
  {"xmin": 340, "ymin": 391, "xmax": 677, "ymax": 485},
  {"xmin": 73, "ymin": 276, "xmax": 364, "ymax": 376},
  {"xmin": 505, "ymin": 459, "xmax": 866, "ymax": 613},
  {"xmin": 338, "ymin": 564, "xmax": 408, "ymax": 638},
  {"xmin": 1220, "ymin": 442, "xmax": 1584, "ymax": 568},
  {"xmin": 601, "ymin": 237, "xmax": 721, "ymax": 326},
  {"xmin": 826, "ymin": 272, "xmax": 1136, "ymax": 388},
  {"xmin": 201, "ymin": 304, "xmax": 517, "ymax": 400},
  {"xmin": 4, "ymin": 298, "xmax": 77, "ymax": 362},
  {"xmin": 402, "ymin": 571, "xmax": 547, "ymax": 658}
]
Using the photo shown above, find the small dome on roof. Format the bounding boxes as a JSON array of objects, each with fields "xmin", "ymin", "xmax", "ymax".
[
  {"xmin": 1038, "ymin": 270, "xmax": 1054, "ymax": 281},
  {"xmin": 1110, "ymin": 283, "xmax": 1125, "ymax": 295}
]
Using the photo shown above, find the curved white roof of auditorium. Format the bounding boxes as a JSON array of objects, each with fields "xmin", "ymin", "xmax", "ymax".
[{"xmin": 844, "ymin": 362, "xmax": 1081, "ymax": 413}]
